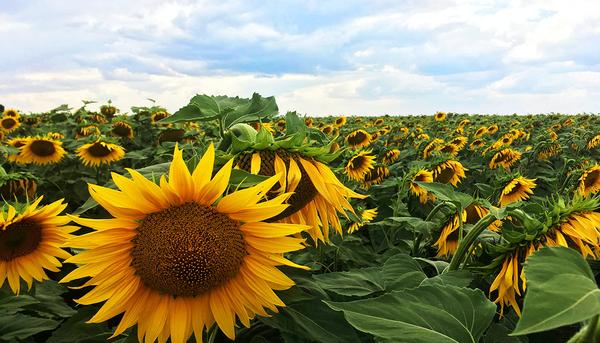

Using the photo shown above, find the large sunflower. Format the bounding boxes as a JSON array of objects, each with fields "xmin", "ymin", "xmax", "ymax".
[
  {"xmin": 20, "ymin": 137, "xmax": 66, "ymax": 165},
  {"xmin": 499, "ymin": 177, "xmax": 537, "ymax": 206},
  {"xmin": 346, "ymin": 129, "xmax": 372, "ymax": 149},
  {"xmin": 578, "ymin": 166, "xmax": 600, "ymax": 197},
  {"xmin": 62, "ymin": 145, "xmax": 309, "ymax": 342},
  {"xmin": 489, "ymin": 148, "xmax": 521, "ymax": 169},
  {"xmin": 345, "ymin": 151, "xmax": 376, "ymax": 181},
  {"xmin": 409, "ymin": 169, "xmax": 433, "ymax": 204},
  {"xmin": 587, "ymin": 134, "xmax": 600, "ymax": 150},
  {"xmin": 76, "ymin": 141, "xmax": 126, "ymax": 167},
  {"xmin": 432, "ymin": 160, "xmax": 467, "ymax": 186},
  {"xmin": 543, "ymin": 211, "xmax": 600, "ymax": 258},
  {"xmin": 1, "ymin": 116, "xmax": 20, "ymax": 133},
  {"xmin": 0, "ymin": 197, "xmax": 75, "ymax": 294},
  {"xmin": 236, "ymin": 149, "xmax": 366, "ymax": 243}
]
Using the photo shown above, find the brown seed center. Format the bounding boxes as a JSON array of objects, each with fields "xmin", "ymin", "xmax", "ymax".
[
  {"xmin": 30, "ymin": 140, "xmax": 56, "ymax": 157},
  {"xmin": 87, "ymin": 143, "xmax": 112, "ymax": 157},
  {"xmin": 131, "ymin": 202, "xmax": 246, "ymax": 297},
  {"xmin": 0, "ymin": 220, "xmax": 42, "ymax": 261},
  {"xmin": 2, "ymin": 118, "xmax": 16, "ymax": 129},
  {"xmin": 112, "ymin": 124, "xmax": 132, "ymax": 137},
  {"xmin": 435, "ymin": 166, "xmax": 455, "ymax": 184}
]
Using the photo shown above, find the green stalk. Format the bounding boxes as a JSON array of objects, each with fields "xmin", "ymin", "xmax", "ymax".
[
  {"xmin": 581, "ymin": 314, "xmax": 599, "ymax": 343},
  {"xmin": 448, "ymin": 214, "xmax": 495, "ymax": 271},
  {"xmin": 412, "ymin": 201, "xmax": 449, "ymax": 255}
]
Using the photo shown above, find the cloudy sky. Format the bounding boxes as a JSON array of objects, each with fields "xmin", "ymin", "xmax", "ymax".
[{"xmin": 1, "ymin": 0, "xmax": 599, "ymax": 115}]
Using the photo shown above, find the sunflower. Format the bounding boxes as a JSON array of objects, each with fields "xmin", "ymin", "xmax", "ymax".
[
  {"xmin": 469, "ymin": 139, "xmax": 486, "ymax": 150},
  {"xmin": 0, "ymin": 176, "xmax": 37, "ymax": 200},
  {"xmin": 76, "ymin": 125, "xmax": 100, "ymax": 138},
  {"xmin": 77, "ymin": 141, "xmax": 126, "ymax": 167},
  {"xmin": 489, "ymin": 148, "xmax": 521, "ymax": 169},
  {"xmin": 458, "ymin": 119, "xmax": 470, "ymax": 128},
  {"xmin": 537, "ymin": 143, "xmax": 560, "ymax": 160},
  {"xmin": 20, "ymin": 137, "xmax": 66, "ymax": 165},
  {"xmin": 433, "ymin": 160, "xmax": 467, "ymax": 186},
  {"xmin": 62, "ymin": 144, "xmax": 310, "ymax": 342},
  {"xmin": 587, "ymin": 135, "xmax": 600, "ymax": 150},
  {"xmin": 435, "ymin": 204, "xmax": 499, "ymax": 257},
  {"xmin": 346, "ymin": 129, "xmax": 372, "ymax": 149},
  {"xmin": 499, "ymin": 177, "xmax": 536, "ymax": 206},
  {"xmin": 151, "ymin": 111, "xmax": 169, "ymax": 123},
  {"xmin": 423, "ymin": 139, "xmax": 444, "ymax": 159},
  {"xmin": 449, "ymin": 136, "xmax": 468, "ymax": 150},
  {"xmin": 112, "ymin": 121, "xmax": 134, "ymax": 139},
  {"xmin": 361, "ymin": 166, "xmax": 389, "ymax": 189},
  {"xmin": 578, "ymin": 166, "xmax": 600, "ymax": 197},
  {"xmin": 382, "ymin": 149, "xmax": 401, "ymax": 165},
  {"xmin": 374, "ymin": 118, "xmax": 385, "ymax": 126},
  {"xmin": 0, "ymin": 197, "xmax": 76, "ymax": 294},
  {"xmin": 434, "ymin": 111, "xmax": 447, "ymax": 121},
  {"xmin": 250, "ymin": 122, "xmax": 275, "ymax": 134},
  {"xmin": 438, "ymin": 143, "xmax": 459, "ymax": 156},
  {"xmin": 6, "ymin": 137, "xmax": 30, "ymax": 164},
  {"xmin": 489, "ymin": 246, "xmax": 530, "ymax": 316},
  {"xmin": 542, "ymin": 211, "xmax": 600, "ymax": 258},
  {"xmin": 0, "ymin": 117, "xmax": 20, "ymax": 133},
  {"xmin": 236, "ymin": 149, "xmax": 366, "ymax": 243},
  {"xmin": 330, "ymin": 142, "xmax": 340, "ymax": 153},
  {"xmin": 371, "ymin": 132, "xmax": 380, "ymax": 141},
  {"xmin": 409, "ymin": 169, "xmax": 433, "ymax": 204},
  {"xmin": 345, "ymin": 151, "xmax": 376, "ymax": 181},
  {"xmin": 322, "ymin": 125, "xmax": 334, "ymax": 135},
  {"xmin": 46, "ymin": 132, "xmax": 64, "ymax": 140},
  {"xmin": 487, "ymin": 124, "xmax": 499, "ymax": 134},
  {"xmin": 347, "ymin": 208, "xmax": 378, "ymax": 234},
  {"xmin": 334, "ymin": 116, "xmax": 347, "ymax": 127},
  {"xmin": 100, "ymin": 104, "xmax": 117, "ymax": 119},
  {"xmin": 304, "ymin": 117, "xmax": 313, "ymax": 127},
  {"xmin": 474, "ymin": 127, "xmax": 487, "ymax": 138},
  {"xmin": 3, "ymin": 108, "xmax": 20, "ymax": 119}
]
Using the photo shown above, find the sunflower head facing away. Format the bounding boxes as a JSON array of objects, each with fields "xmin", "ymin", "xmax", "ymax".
[
  {"xmin": 0, "ymin": 173, "xmax": 38, "ymax": 200},
  {"xmin": 63, "ymin": 144, "xmax": 310, "ymax": 342},
  {"xmin": 489, "ymin": 148, "xmax": 522, "ymax": 169},
  {"xmin": 1, "ymin": 116, "xmax": 20, "ymax": 133},
  {"xmin": 499, "ymin": 177, "xmax": 537, "ymax": 206},
  {"xmin": 20, "ymin": 137, "xmax": 66, "ymax": 165},
  {"xmin": 434, "ymin": 111, "xmax": 447, "ymax": 121},
  {"xmin": 345, "ymin": 151, "xmax": 376, "ymax": 181},
  {"xmin": 361, "ymin": 165, "xmax": 389, "ymax": 189},
  {"xmin": 112, "ymin": 121, "xmax": 134, "ymax": 139},
  {"xmin": 578, "ymin": 165, "xmax": 600, "ymax": 197},
  {"xmin": 432, "ymin": 160, "xmax": 467, "ymax": 186},
  {"xmin": 346, "ymin": 129, "xmax": 372, "ymax": 149},
  {"xmin": 1, "ymin": 197, "xmax": 76, "ymax": 294},
  {"xmin": 76, "ymin": 140, "xmax": 125, "ymax": 167}
]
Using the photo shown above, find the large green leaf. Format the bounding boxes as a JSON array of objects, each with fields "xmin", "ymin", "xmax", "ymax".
[
  {"xmin": 416, "ymin": 182, "xmax": 475, "ymax": 209},
  {"xmin": 222, "ymin": 93, "xmax": 278, "ymax": 129},
  {"xmin": 512, "ymin": 247, "xmax": 600, "ymax": 335},
  {"xmin": 0, "ymin": 313, "xmax": 60, "ymax": 341},
  {"xmin": 47, "ymin": 307, "xmax": 114, "ymax": 343},
  {"xmin": 327, "ymin": 285, "xmax": 496, "ymax": 343},
  {"xmin": 160, "ymin": 94, "xmax": 221, "ymax": 123}
]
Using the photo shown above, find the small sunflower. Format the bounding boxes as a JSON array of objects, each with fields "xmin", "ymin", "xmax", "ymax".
[
  {"xmin": 250, "ymin": 122, "xmax": 275, "ymax": 134},
  {"xmin": 537, "ymin": 143, "xmax": 560, "ymax": 160},
  {"xmin": 371, "ymin": 132, "xmax": 380, "ymax": 141},
  {"xmin": 151, "ymin": 111, "xmax": 169, "ymax": 123},
  {"xmin": 432, "ymin": 160, "xmax": 467, "ymax": 186},
  {"xmin": 438, "ymin": 143, "xmax": 459, "ymax": 157},
  {"xmin": 434, "ymin": 111, "xmax": 447, "ymax": 121},
  {"xmin": 112, "ymin": 121, "xmax": 135, "ymax": 139},
  {"xmin": 382, "ymin": 149, "xmax": 401, "ymax": 165},
  {"xmin": 345, "ymin": 151, "xmax": 376, "ymax": 181},
  {"xmin": 62, "ymin": 144, "xmax": 310, "ymax": 342},
  {"xmin": 46, "ymin": 132, "xmax": 64, "ymax": 140},
  {"xmin": 361, "ymin": 166, "xmax": 389, "ymax": 189},
  {"xmin": 346, "ymin": 130, "xmax": 372, "ymax": 149},
  {"xmin": 347, "ymin": 208, "xmax": 378, "ymax": 234},
  {"xmin": 100, "ymin": 104, "xmax": 117, "ymax": 119},
  {"xmin": 334, "ymin": 116, "xmax": 347, "ymax": 127},
  {"xmin": 409, "ymin": 169, "xmax": 434, "ymax": 204},
  {"xmin": 487, "ymin": 124, "xmax": 499, "ymax": 134},
  {"xmin": 322, "ymin": 125, "xmax": 334, "ymax": 135},
  {"xmin": 0, "ymin": 197, "xmax": 76, "ymax": 294},
  {"xmin": 6, "ymin": 137, "xmax": 30, "ymax": 164},
  {"xmin": 449, "ymin": 136, "xmax": 468, "ymax": 150},
  {"xmin": 20, "ymin": 137, "xmax": 66, "ymax": 165},
  {"xmin": 474, "ymin": 127, "xmax": 487, "ymax": 138},
  {"xmin": 0, "ymin": 117, "xmax": 20, "ymax": 133},
  {"xmin": 499, "ymin": 177, "xmax": 537, "ymax": 206},
  {"xmin": 3, "ymin": 108, "xmax": 20, "ymax": 119},
  {"xmin": 578, "ymin": 166, "xmax": 600, "ymax": 197},
  {"xmin": 304, "ymin": 117, "xmax": 314, "ymax": 127},
  {"xmin": 76, "ymin": 141, "xmax": 126, "ymax": 167},
  {"xmin": 489, "ymin": 148, "xmax": 522, "ymax": 169},
  {"xmin": 76, "ymin": 125, "xmax": 100, "ymax": 138},
  {"xmin": 423, "ymin": 139, "xmax": 444, "ymax": 159},
  {"xmin": 469, "ymin": 139, "xmax": 486, "ymax": 150},
  {"xmin": 374, "ymin": 118, "xmax": 385, "ymax": 126}
]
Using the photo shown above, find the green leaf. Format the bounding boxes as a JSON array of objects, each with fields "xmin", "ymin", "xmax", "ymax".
[
  {"xmin": 313, "ymin": 268, "xmax": 384, "ymax": 297},
  {"xmin": 229, "ymin": 169, "xmax": 270, "ymax": 188},
  {"xmin": 512, "ymin": 247, "xmax": 600, "ymax": 336},
  {"xmin": 47, "ymin": 307, "xmax": 114, "ymax": 343},
  {"xmin": 222, "ymin": 93, "xmax": 278, "ymax": 129},
  {"xmin": 160, "ymin": 94, "xmax": 221, "ymax": 123},
  {"xmin": 28, "ymin": 281, "xmax": 76, "ymax": 318},
  {"xmin": 416, "ymin": 182, "xmax": 475, "ymax": 209},
  {"xmin": 327, "ymin": 285, "xmax": 496, "ymax": 343},
  {"xmin": 0, "ymin": 291, "xmax": 39, "ymax": 315},
  {"xmin": 0, "ymin": 313, "xmax": 60, "ymax": 341}
]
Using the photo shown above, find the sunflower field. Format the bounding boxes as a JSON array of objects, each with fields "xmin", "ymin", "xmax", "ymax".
[{"xmin": 0, "ymin": 95, "xmax": 599, "ymax": 343}]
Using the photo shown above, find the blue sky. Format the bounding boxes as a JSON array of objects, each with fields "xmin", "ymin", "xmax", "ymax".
[{"xmin": 1, "ymin": 0, "xmax": 599, "ymax": 115}]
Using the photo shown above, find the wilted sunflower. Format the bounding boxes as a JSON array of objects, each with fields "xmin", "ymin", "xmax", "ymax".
[
  {"xmin": 0, "ymin": 197, "xmax": 75, "ymax": 294},
  {"xmin": 0, "ymin": 174, "xmax": 37, "ymax": 200},
  {"xmin": 20, "ymin": 137, "xmax": 66, "ymax": 165},
  {"xmin": 0, "ymin": 117, "xmax": 20, "ymax": 133},
  {"xmin": 361, "ymin": 166, "xmax": 389, "ymax": 189},
  {"xmin": 499, "ymin": 177, "xmax": 536, "ymax": 206},
  {"xmin": 489, "ymin": 246, "xmax": 529, "ymax": 316},
  {"xmin": 489, "ymin": 148, "xmax": 521, "ymax": 169},
  {"xmin": 382, "ymin": 149, "xmax": 401, "ymax": 165},
  {"xmin": 434, "ymin": 111, "xmax": 447, "ymax": 121},
  {"xmin": 347, "ymin": 208, "xmax": 378, "ymax": 234},
  {"xmin": 435, "ymin": 204, "xmax": 499, "ymax": 257},
  {"xmin": 6, "ymin": 137, "xmax": 30, "ymax": 164},
  {"xmin": 409, "ymin": 169, "xmax": 433, "ymax": 204},
  {"xmin": 537, "ymin": 143, "xmax": 560, "ymax": 160},
  {"xmin": 334, "ymin": 116, "xmax": 347, "ymax": 127},
  {"xmin": 77, "ymin": 141, "xmax": 126, "ymax": 167},
  {"xmin": 3, "ymin": 108, "xmax": 20, "ymax": 119},
  {"xmin": 100, "ymin": 104, "xmax": 117, "ymax": 119},
  {"xmin": 237, "ymin": 149, "xmax": 366, "ymax": 243},
  {"xmin": 112, "ymin": 121, "xmax": 134, "ymax": 139},
  {"xmin": 578, "ymin": 166, "xmax": 600, "ymax": 197},
  {"xmin": 346, "ymin": 129, "xmax": 372, "ymax": 149},
  {"xmin": 151, "ymin": 111, "xmax": 169, "ymax": 123},
  {"xmin": 432, "ymin": 160, "xmax": 467, "ymax": 186},
  {"xmin": 62, "ymin": 145, "xmax": 310, "ymax": 342},
  {"xmin": 345, "ymin": 151, "xmax": 376, "ymax": 181}
]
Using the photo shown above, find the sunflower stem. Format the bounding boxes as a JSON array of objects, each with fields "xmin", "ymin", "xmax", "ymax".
[
  {"xmin": 412, "ymin": 201, "xmax": 450, "ymax": 256},
  {"xmin": 580, "ymin": 314, "xmax": 599, "ymax": 343},
  {"xmin": 448, "ymin": 213, "xmax": 495, "ymax": 271}
]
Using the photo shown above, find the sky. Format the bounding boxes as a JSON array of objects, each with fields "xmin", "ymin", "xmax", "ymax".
[{"xmin": 1, "ymin": 0, "xmax": 599, "ymax": 116}]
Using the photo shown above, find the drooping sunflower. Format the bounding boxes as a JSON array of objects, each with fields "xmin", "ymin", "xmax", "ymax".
[
  {"xmin": 345, "ymin": 151, "xmax": 376, "ymax": 181},
  {"xmin": 236, "ymin": 149, "xmax": 366, "ymax": 243},
  {"xmin": 0, "ymin": 197, "xmax": 76, "ymax": 294},
  {"xmin": 489, "ymin": 148, "xmax": 522, "ymax": 169},
  {"xmin": 537, "ymin": 143, "xmax": 560, "ymax": 160},
  {"xmin": 112, "ymin": 121, "xmax": 135, "ymax": 139},
  {"xmin": 334, "ymin": 116, "xmax": 347, "ymax": 127},
  {"xmin": 0, "ymin": 173, "xmax": 37, "ymax": 200},
  {"xmin": 76, "ymin": 141, "xmax": 126, "ymax": 167},
  {"xmin": 499, "ymin": 177, "xmax": 537, "ymax": 206},
  {"xmin": 489, "ymin": 246, "xmax": 529, "ymax": 316},
  {"xmin": 449, "ymin": 136, "xmax": 468, "ymax": 150},
  {"xmin": 587, "ymin": 135, "xmax": 600, "ymax": 150},
  {"xmin": 304, "ymin": 117, "xmax": 313, "ymax": 127},
  {"xmin": 62, "ymin": 145, "xmax": 310, "ymax": 342},
  {"xmin": 46, "ymin": 132, "xmax": 64, "ymax": 140},
  {"xmin": 374, "ymin": 118, "xmax": 385, "ymax": 126},
  {"xmin": 434, "ymin": 111, "xmax": 447, "ymax": 121},
  {"xmin": 76, "ymin": 125, "xmax": 100, "ymax": 138},
  {"xmin": 19, "ymin": 137, "xmax": 66, "ymax": 165},
  {"xmin": 346, "ymin": 129, "xmax": 372, "ymax": 149},
  {"xmin": 409, "ymin": 169, "xmax": 433, "ymax": 204},
  {"xmin": 0, "ymin": 116, "xmax": 20, "ymax": 133},
  {"xmin": 382, "ymin": 149, "xmax": 401, "ymax": 165},
  {"xmin": 432, "ymin": 160, "xmax": 467, "ymax": 186},
  {"xmin": 423, "ymin": 138, "xmax": 444, "ymax": 159},
  {"xmin": 322, "ymin": 125, "xmax": 334, "ymax": 135},
  {"xmin": 361, "ymin": 166, "xmax": 389, "ymax": 189},
  {"xmin": 347, "ymin": 208, "xmax": 378, "ymax": 234},
  {"xmin": 578, "ymin": 166, "xmax": 600, "ymax": 197},
  {"xmin": 542, "ymin": 211, "xmax": 600, "ymax": 258}
]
